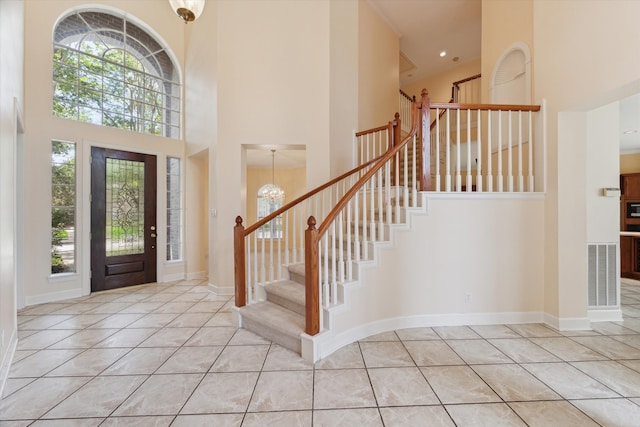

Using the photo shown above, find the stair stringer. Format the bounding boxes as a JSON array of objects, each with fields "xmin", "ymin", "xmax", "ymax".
[{"xmin": 301, "ymin": 192, "xmax": 430, "ymax": 362}]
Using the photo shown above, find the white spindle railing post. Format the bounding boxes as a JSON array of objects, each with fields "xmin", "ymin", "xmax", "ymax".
[
  {"xmin": 411, "ymin": 134, "xmax": 417, "ymax": 204},
  {"xmin": 528, "ymin": 110, "xmax": 534, "ymax": 191},
  {"xmin": 445, "ymin": 109, "xmax": 452, "ymax": 192},
  {"xmin": 497, "ymin": 111, "xmax": 503, "ymax": 192},
  {"xmin": 436, "ymin": 109, "xmax": 441, "ymax": 192},
  {"xmin": 377, "ymin": 168, "xmax": 384, "ymax": 240},
  {"xmin": 346, "ymin": 200, "xmax": 353, "ymax": 281},
  {"xmin": 487, "ymin": 110, "xmax": 493, "ymax": 192},
  {"xmin": 508, "ymin": 112, "xmax": 513, "ymax": 192},
  {"xmin": 354, "ymin": 191, "xmax": 361, "ymax": 262},
  {"xmin": 466, "ymin": 109, "xmax": 472, "ymax": 192},
  {"xmin": 476, "ymin": 109, "xmax": 482, "ymax": 193},
  {"xmin": 456, "ymin": 108, "xmax": 461, "ymax": 192},
  {"xmin": 518, "ymin": 111, "xmax": 523, "ymax": 192}
]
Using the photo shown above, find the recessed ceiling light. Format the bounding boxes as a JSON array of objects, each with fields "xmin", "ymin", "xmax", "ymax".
[{"xmin": 439, "ymin": 51, "xmax": 447, "ymax": 57}]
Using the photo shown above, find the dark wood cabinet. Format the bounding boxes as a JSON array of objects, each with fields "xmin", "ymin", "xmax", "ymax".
[{"xmin": 620, "ymin": 173, "xmax": 640, "ymax": 279}]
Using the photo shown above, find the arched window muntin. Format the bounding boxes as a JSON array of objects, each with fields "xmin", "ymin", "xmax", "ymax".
[
  {"xmin": 257, "ymin": 184, "xmax": 285, "ymax": 239},
  {"xmin": 52, "ymin": 9, "xmax": 181, "ymax": 139}
]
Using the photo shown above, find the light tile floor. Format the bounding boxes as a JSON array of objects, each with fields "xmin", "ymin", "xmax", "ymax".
[{"xmin": 2, "ymin": 279, "xmax": 640, "ymax": 426}]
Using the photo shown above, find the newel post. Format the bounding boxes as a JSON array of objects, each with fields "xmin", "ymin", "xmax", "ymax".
[
  {"xmin": 391, "ymin": 112, "xmax": 401, "ymax": 148},
  {"xmin": 234, "ymin": 216, "xmax": 246, "ymax": 307},
  {"xmin": 420, "ymin": 89, "xmax": 431, "ymax": 191},
  {"xmin": 304, "ymin": 216, "xmax": 320, "ymax": 335}
]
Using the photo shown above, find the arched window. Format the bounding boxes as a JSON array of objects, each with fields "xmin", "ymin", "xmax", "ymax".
[
  {"xmin": 52, "ymin": 10, "xmax": 180, "ymax": 138},
  {"xmin": 257, "ymin": 184, "xmax": 284, "ymax": 239}
]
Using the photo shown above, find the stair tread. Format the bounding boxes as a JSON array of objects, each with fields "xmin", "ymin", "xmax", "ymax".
[
  {"xmin": 240, "ymin": 301, "xmax": 305, "ymax": 336},
  {"xmin": 265, "ymin": 280, "xmax": 305, "ymax": 305},
  {"xmin": 288, "ymin": 263, "xmax": 305, "ymax": 277}
]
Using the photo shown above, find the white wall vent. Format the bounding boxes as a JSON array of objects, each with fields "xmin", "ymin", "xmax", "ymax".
[{"xmin": 587, "ymin": 243, "xmax": 618, "ymax": 307}]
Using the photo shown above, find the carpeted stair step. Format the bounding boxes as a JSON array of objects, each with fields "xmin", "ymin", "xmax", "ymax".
[
  {"xmin": 240, "ymin": 301, "xmax": 305, "ymax": 354},
  {"xmin": 265, "ymin": 279, "xmax": 305, "ymax": 316}
]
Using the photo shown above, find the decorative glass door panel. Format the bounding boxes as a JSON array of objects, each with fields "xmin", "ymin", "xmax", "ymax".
[
  {"xmin": 91, "ymin": 147, "xmax": 156, "ymax": 291},
  {"xmin": 106, "ymin": 159, "xmax": 145, "ymax": 256}
]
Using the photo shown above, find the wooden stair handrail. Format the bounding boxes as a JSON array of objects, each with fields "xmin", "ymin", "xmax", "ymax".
[
  {"xmin": 316, "ymin": 99, "xmax": 422, "ymax": 239},
  {"xmin": 430, "ymin": 102, "xmax": 541, "ymax": 112},
  {"xmin": 235, "ymin": 114, "xmax": 401, "ymax": 308},
  {"xmin": 244, "ymin": 118, "xmax": 400, "ymax": 236}
]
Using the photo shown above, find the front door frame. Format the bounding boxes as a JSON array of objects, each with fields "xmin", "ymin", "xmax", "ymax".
[{"xmin": 90, "ymin": 146, "xmax": 158, "ymax": 292}]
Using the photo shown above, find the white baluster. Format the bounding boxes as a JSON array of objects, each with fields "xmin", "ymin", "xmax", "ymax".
[
  {"xmin": 377, "ymin": 167, "xmax": 384, "ymax": 240},
  {"xmin": 436, "ymin": 109, "xmax": 441, "ymax": 191},
  {"xmin": 476, "ymin": 109, "xmax": 483, "ymax": 193},
  {"xmin": 354, "ymin": 190, "xmax": 360, "ymax": 262},
  {"xmin": 456, "ymin": 108, "xmax": 461, "ymax": 192},
  {"xmin": 246, "ymin": 236, "xmax": 252, "ymax": 304},
  {"xmin": 411, "ymin": 134, "xmax": 417, "ymax": 205},
  {"xmin": 446, "ymin": 109, "xmax": 451, "ymax": 192},
  {"xmin": 487, "ymin": 110, "xmax": 493, "ymax": 192},
  {"xmin": 528, "ymin": 110, "xmax": 534, "ymax": 191},
  {"xmin": 466, "ymin": 109, "xmax": 472, "ymax": 192},
  {"xmin": 322, "ymin": 232, "xmax": 329, "ymax": 308},
  {"xmin": 346, "ymin": 199, "xmax": 353, "ymax": 281},
  {"xmin": 498, "ymin": 111, "xmax": 503, "ymax": 192},
  {"xmin": 508, "ymin": 111, "xmax": 513, "ymax": 192},
  {"xmin": 338, "ymin": 211, "xmax": 344, "ymax": 285},
  {"xmin": 518, "ymin": 110, "xmax": 523, "ymax": 192}
]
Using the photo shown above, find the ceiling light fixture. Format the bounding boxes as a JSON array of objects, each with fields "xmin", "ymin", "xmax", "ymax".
[
  {"xmin": 169, "ymin": 0, "xmax": 205, "ymax": 23},
  {"xmin": 439, "ymin": 51, "xmax": 447, "ymax": 57},
  {"xmin": 262, "ymin": 150, "xmax": 285, "ymax": 204}
]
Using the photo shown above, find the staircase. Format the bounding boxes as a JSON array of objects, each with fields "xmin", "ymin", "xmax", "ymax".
[
  {"xmin": 236, "ymin": 192, "xmax": 418, "ymax": 355},
  {"xmin": 232, "ymin": 85, "xmax": 543, "ymax": 362}
]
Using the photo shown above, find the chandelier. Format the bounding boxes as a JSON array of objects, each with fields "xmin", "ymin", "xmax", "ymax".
[
  {"xmin": 262, "ymin": 150, "xmax": 284, "ymax": 203},
  {"xmin": 169, "ymin": 0, "xmax": 206, "ymax": 23}
]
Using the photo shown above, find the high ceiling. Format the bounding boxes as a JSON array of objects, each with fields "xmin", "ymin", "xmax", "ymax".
[
  {"xmin": 370, "ymin": 0, "xmax": 482, "ymax": 87},
  {"xmin": 245, "ymin": 0, "xmax": 639, "ymax": 166}
]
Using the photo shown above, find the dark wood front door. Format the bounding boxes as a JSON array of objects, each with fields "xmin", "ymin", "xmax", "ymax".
[{"xmin": 91, "ymin": 147, "xmax": 157, "ymax": 292}]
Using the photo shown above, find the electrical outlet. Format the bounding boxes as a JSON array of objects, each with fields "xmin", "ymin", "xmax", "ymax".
[{"xmin": 464, "ymin": 292, "xmax": 472, "ymax": 303}]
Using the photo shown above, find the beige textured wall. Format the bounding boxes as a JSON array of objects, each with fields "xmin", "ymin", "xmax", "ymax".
[{"xmin": 402, "ymin": 59, "xmax": 481, "ymax": 104}]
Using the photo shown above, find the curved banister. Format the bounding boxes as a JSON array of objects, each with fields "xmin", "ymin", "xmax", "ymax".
[
  {"xmin": 243, "ymin": 155, "xmax": 384, "ymax": 236},
  {"xmin": 316, "ymin": 95, "xmax": 422, "ymax": 238}
]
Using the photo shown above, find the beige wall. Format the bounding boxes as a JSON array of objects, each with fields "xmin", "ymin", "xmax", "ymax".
[
  {"xmin": 0, "ymin": 0, "xmax": 24, "ymax": 390},
  {"xmin": 185, "ymin": 150, "xmax": 209, "ymax": 279},
  {"xmin": 402, "ymin": 59, "xmax": 481, "ymax": 104},
  {"xmin": 357, "ymin": 0, "xmax": 399, "ymax": 131},
  {"xmin": 21, "ymin": 0, "xmax": 187, "ymax": 302},
  {"xmin": 621, "ymin": 153, "xmax": 640, "ymax": 175},
  {"xmin": 481, "ymin": 0, "xmax": 533, "ymax": 104},
  {"xmin": 329, "ymin": 0, "xmax": 359, "ymax": 176},
  {"xmin": 533, "ymin": 0, "xmax": 640, "ymax": 325},
  {"xmin": 206, "ymin": 0, "xmax": 331, "ymax": 291}
]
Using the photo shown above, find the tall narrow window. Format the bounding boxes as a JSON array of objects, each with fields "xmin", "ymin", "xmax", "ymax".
[
  {"xmin": 257, "ymin": 185, "xmax": 284, "ymax": 239},
  {"xmin": 52, "ymin": 10, "xmax": 181, "ymax": 138},
  {"xmin": 167, "ymin": 157, "xmax": 182, "ymax": 260},
  {"xmin": 51, "ymin": 140, "xmax": 76, "ymax": 274}
]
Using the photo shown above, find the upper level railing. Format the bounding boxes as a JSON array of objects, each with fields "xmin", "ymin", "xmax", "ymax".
[{"xmin": 428, "ymin": 99, "xmax": 542, "ymax": 192}]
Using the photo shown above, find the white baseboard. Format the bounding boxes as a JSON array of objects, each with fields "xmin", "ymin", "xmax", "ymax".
[
  {"xmin": 25, "ymin": 288, "xmax": 83, "ymax": 306},
  {"xmin": 308, "ymin": 311, "xmax": 547, "ymax": 363},
  {"xmin": 588, "ymin": 308, "xmax": 623, "ymax": 322},
  {"xmin": 544, "ymin": 312, "xmax": 591, "ymax": 330},
  {"xmin": 207, "ymin": 282, "xmax": 234, "ymax": 296},
  {"xmin": 186, "ymin": 271, "xmax": 207, "ymax": 280},
  {"xmin": 161, "ymin": 273, "xmax": 186, "ymax": 283},
  {"xmin": 0, "ymin": 328, "xmax": 18, "ymax": 399}
]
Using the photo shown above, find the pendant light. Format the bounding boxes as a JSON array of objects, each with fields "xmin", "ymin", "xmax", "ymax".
[
  {"xmin": 169, "ymin": 0, "xmax": 206, "ymax": 23},
  {"xmin": 263, "ymin": 150, "xmax": 284, "ymax": 203}
]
